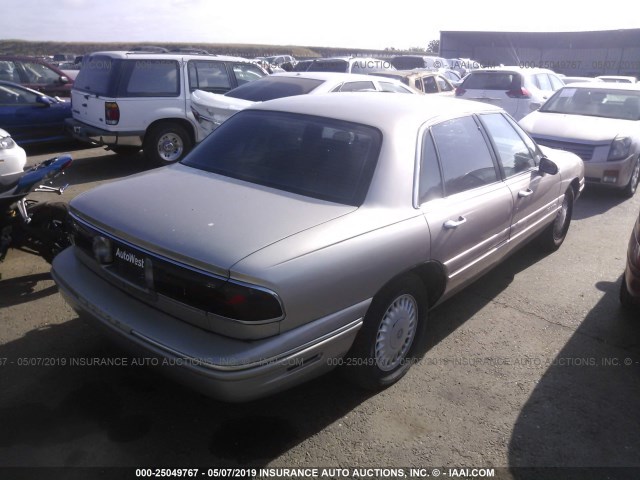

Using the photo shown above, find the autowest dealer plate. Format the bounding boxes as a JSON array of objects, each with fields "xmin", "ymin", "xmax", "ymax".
[{"xmin": 110, "ymin": 241, "xmax": 148, "ymax": 288}]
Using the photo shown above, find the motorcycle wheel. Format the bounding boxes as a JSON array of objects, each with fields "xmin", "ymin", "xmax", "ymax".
[{"xmin": 27, "ymin": 202, "xmax": 72, "ymax": 263}]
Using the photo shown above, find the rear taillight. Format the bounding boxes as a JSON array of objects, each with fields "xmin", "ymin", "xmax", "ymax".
[
  {"xmin": 105, "ymin": 102, "xmax": 120, "ymax": 125},
  {"xmin": 506, "ymin": 88, "xmax": 531, "ymax": 99},
  {"xmin": 455, "ymin": 87, "xmax": 466, "ymax": 96}
]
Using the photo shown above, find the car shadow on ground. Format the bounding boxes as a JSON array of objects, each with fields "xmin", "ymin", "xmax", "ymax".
[
  {"xmin": 0, "ymin": 241, "xmax": 557, "ymax": 468},
  {"xmin": 572, "ymin": 187, "xmax": 631, "ymax": 220},
  {"xmin": 0, "ymin": 272, "xmax": 58, "ymax": 307},
  {"xmin": 507, "ymin": 275, "xmax": 640, "ymax": 480}
]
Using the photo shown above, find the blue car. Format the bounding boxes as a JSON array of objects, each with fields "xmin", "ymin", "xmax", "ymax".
[{"xmin": 0, "ymin": 80, "xmax": 71, "ymax": 146}]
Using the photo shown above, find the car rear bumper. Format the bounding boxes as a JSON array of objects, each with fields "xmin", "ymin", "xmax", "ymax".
[
  {"xmin": 51, "ymin": 248, "xmax": 365, "ymax": 402},
  {"xmin": 65, "ymin": 118, "xmax": 144, "ymax": 147}
]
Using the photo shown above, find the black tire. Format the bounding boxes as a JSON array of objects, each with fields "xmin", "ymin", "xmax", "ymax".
[
  {"xmin": 27, "ymin": 202, "xmax": 72, "ymax": 263},
  {"xmin": 143, "ymin": 123, "xmax": 192, "ymax": 167},
  {"xmin": 622, "ymin": 158, "xmax": 640, "ymax": 198},
  {"xmin": 342, "ymin": 274, "xmax": 429, "ymax": 390},
  {"xmin": 109, "ymin": 146, "xmax": 141, "ymax": 155},
  {"xmin": 538, "ymin": 187, "xmax": 574, "ymax": 252},
  {"xmin": 620, "ymin": 273, "xmax": 637, "ymax": 310}
]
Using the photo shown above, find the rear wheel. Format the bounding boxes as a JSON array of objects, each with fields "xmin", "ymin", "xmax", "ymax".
[
  {"xmin": 27, "ymin": 202, "xmax": 72, "ymax": 263},
  {"xmin": 144, "ymin": 123, "xmax": 192, "ymax": 167},
  {"xmin": 343, "ymin": 274, "xmax": 429, "ymax": 390},
  {"xmin": 622, "ymin": 158, "xmax": 640, "ymax": 198},
  {"xmin": 538, "ymin": 187, "xmax": 574, "ymax": 252}
]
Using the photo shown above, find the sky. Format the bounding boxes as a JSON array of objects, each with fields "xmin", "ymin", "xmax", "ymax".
[{"xmin": 3, "ymin": 0, "xmax": 640, "ymax": 50}]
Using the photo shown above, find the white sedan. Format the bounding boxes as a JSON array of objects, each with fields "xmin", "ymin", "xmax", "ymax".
[
  {"xmin": 0, "ymin": 128, "xmax": 26, "ymax": 177},
  {"xmin": 190, "ymin": 71, "xmax": 418, "ymax": 137}
]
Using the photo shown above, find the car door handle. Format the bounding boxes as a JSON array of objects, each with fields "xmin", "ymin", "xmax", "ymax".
[
  {"xmin": 444, "ymin": 216, "xmax": 467, "ymax": 229},
  {"xmin": 518, "ymin": 189, "xmax": 534, "ymax": 198}
]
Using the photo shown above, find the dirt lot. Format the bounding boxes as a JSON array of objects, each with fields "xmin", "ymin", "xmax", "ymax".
[{"xmin": 1, "ymin": 144, "xmax": 639, "ymax": 480}]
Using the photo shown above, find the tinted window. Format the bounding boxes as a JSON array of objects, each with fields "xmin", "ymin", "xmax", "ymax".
[
  {"xmin": 123, "ymin": 60, "xmax": 179, "ymax": 97},
  {"xmin": 431, "ymin": 116, "xmax": 498, "ymax": 196},
  {"xmin": 183, "ymin": 111, "xmax": 382, "ymax": 206},
  {"xmin": 419, "ymin": 131, "xmax": 443, "ymax": 203},
  {"xmin": 188, "ymin": 61, "xmax": 231, "ymax": 93},
  {"xmin": 0, "ymin": 83, "xmax": 38, "ymax": 104},
  {"xmin": 462, "ymin": 72, "xmax": 521, "ymax": 91},
  {"xmin": 424, "ymin": 76, "xmax": 438, "ymax": 93},
  {"xmin": 480, "ymin": 113, "xmax": 535, "ymax": 176},
  {"xmin": 307, "ymin": 60, "xmax": 348, "ymax": 73},
  {"xmin": 74, "ymin": 56, "xmax": 120, "ymax": 95},
  {"xmin": 226, "ymin": 77, "xmax": 323, "ymax": 101}
]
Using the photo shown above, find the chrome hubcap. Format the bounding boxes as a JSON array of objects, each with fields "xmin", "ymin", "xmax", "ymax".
[
  {"xmin": 553, "ymin": 194, "xmax": 569, "ymax": 239},
  {"xmin": 375, "ymin": 294, "xmax": 418, "ymax": 372},
  {"xmin": 158, "ymin": 133, "xmax": 184, "ymax": 162}
]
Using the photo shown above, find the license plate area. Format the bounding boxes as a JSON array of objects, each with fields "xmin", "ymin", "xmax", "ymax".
[{"xmin": 108, "ymin": 242, "xmax": 148, "ymax": 289}]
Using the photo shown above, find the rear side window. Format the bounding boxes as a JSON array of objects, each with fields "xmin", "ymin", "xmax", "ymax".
[
  {"xmin": 336, "ymin": 81, "xmax": 375, "ymax": 92},
  {"xmin": 430, "ymin": 116, "xmax": 498, "ymax": 196},
  {"xmin": 462, "ymin": 72, "xmax": 521, "ymax": 91},
  {"xmin": 74, "ymin": 56, "xmax": 120, "ymax": 95},
  {"xmin": 122, "ymin": 60, "xmax": 179, "ymax": 97}
]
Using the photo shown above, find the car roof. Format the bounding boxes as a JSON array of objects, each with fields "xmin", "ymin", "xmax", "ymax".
[
  {"xmin": 269, "ymin": 71, "xmax": 399, "ymax": 83},
  {"xmin": 250, "ymin": 91, "xmax": 502, "ymax": 127},
  {"xmin": 472, "ymin": 66, "xmax": 556, "ymax": 74},
  {"xmin": 564, "ymin": 82, "xmax": 640, "ymax": 91},
  {"xmin": 81, "ymin": 51, "xmax": 253, "ymax": 63}
]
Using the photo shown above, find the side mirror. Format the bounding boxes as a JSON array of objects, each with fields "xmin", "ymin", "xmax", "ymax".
[
  {"xmin": 36, "ymin": 95, "xmax": 54, "ymax": 107},
  {"xmin": 59, "ymin": 75, "xmax": 70, "ymax": 84},
  {"xmin": 538, "ymin": 156, "xmax": 559, "ymax": 175}
]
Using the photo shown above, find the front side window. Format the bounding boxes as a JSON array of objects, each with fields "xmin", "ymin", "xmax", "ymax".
[
  {"xmin": 480, "ymin": 113, "xmax": 535, "ymax": 176},
  {"xmin": 183, "ymin": 111, "xmax": 382, "ymax": 206},
  {"xmin": 534, "ymin": 73, "xmax": 552, "ymax": 91},
  {"xmin": 19, "ymin": 62, "xmax": 60, "ymax": 85},
  {"xmin": 436, "ymin": 76, "xmax": 453, "ymax": 92},
  {"xmin": 0, "ymin": 83, "xmax": 39, "ymax": 104},
  {"xmin": 430, "ymin": 116, "xmax": 498, "ymax": 196},
  {"xmin": 189, "ymin": 61, "xmax": 231, "ymax": 93}
]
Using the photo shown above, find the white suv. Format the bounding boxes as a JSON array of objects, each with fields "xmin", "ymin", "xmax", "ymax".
[
  {"xmin": 66, "ymin": 51, "xmax": 266, "ymax": 165},
  {"xmin": 455, "ymin": 67, "xmax": 565, "ymax": 120}
]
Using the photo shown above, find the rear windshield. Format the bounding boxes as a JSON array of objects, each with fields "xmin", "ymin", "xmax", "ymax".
[
  {"xmin": 226, "ymin": 76, "xmax": 324, "ymax": 101},
  {"xmin": 183, "ymin": 110, "xmax": 382, "ymax": 206},
  {"xmin": 74, "ymin": 55, "xmax": 122, "ymax": 96},
  {"xmin": 307, "ymin": 60, "xmax": 349, "ymax": 73},
  {"xmin": 462, "ymin": 72, "xmax": 522, "ymax": 91}
]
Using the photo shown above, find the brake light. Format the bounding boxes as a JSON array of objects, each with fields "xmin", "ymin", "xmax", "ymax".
[
  {"xmin": 105, "ymin": 102, "xmax": 120, "ymax": 125},
  {"xmin": 506, "ymin": 88, "xmax": 531, "ymax": 99},
  {"xmin": 455, "ymin": 87, "xmax": 466, "ymax": 96}
]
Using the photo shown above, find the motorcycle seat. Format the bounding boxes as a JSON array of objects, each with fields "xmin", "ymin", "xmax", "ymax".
[{"xmin": 0, "ymin": 172, "xmax": 24, "ymax": 194}]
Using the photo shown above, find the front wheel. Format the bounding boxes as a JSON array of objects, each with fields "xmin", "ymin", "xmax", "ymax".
[
  {"xmin": 144, "ymin": 123, "xmax": 192, "ymax": 167},
  {"xmin": 538, "ymin": 187, "xmax": 574, "ymax": 252},
  {"xmin": 622, "ymin": 158, "xmax": 640, "ymax": 198},
  {"xmin": 342, "ymin": 274, "xmax": 429, "ymax": 390}
]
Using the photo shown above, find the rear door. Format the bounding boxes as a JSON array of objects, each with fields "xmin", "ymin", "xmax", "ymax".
[
  {"xmin": 70, "ymin": 55, "xmax": 120, "ymax": 128},
  {"xmin": 419, "ymin": 115, "xmax": 513, "ymax": 293}
]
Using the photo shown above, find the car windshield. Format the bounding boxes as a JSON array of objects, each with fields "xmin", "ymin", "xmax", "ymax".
[
  {"xmin": 541, "ymin": 87, "xmax": 640, "ymax": 120},
  {"xmin": 225, "ymin": 77, "xmax": 324, "ymax": 101},
  {"xmin": 183, "ymin": 110, "xmax": 382, "ymax": 206}
]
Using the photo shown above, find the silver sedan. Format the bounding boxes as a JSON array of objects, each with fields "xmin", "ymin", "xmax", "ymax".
[{"xmin": 52, "ymin": 93, "xmax": 584, "ymax": 401}]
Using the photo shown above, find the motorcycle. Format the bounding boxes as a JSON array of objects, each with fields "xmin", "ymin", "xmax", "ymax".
[{"xmin": 0, "ymin": 154, "xmax": 73, "ymax": 264}]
